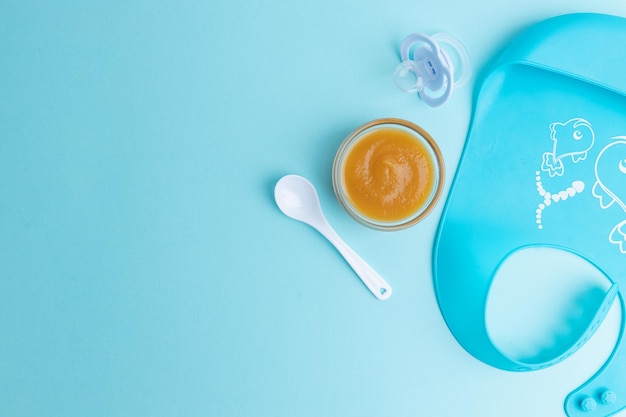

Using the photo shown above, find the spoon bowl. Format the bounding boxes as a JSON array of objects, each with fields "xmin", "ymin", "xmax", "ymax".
[{"xmin": 274, "ymin": 174, "xmax": 326, "ymax": 227}]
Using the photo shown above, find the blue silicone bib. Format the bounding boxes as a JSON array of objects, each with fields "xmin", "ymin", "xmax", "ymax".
[{"xmin": 433, "ymin": 13, "xmax": 626, "ymax": 417}]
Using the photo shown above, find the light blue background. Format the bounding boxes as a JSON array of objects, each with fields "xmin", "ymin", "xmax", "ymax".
[{"xmin": 2, "ymin": 1, "xmax": 626, "ymax": 416}]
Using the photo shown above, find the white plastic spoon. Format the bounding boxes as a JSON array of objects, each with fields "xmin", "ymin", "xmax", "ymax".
[{"xmin": 274, "ymin": 174, "xmax": 392, "ymax": 300}]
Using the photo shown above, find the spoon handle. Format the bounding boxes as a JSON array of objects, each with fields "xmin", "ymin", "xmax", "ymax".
[{"xmin": 317, "ymin": 223, "xmax": 392, "ymax": 300}]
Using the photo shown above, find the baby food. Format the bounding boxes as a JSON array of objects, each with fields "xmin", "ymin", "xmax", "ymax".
[{"xmin": 333, "ymin": 119, "xmax": 443, "ymax": 230}]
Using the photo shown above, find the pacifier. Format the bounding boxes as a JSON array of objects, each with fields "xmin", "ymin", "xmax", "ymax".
[{"xmin": 393, "ymin": 33, "xmax": 472, "ymax": 107}]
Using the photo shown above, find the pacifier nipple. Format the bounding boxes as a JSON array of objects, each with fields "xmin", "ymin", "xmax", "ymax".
[
  {"xmin": 393, "ymin": 32, "xmax": 471, "ymax": 107},
  {"xmin": 393, "ymin": 61, "xmax": 426, "ymax": 94}
]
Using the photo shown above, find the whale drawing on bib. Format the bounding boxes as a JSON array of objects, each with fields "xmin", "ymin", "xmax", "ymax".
[
  {"xmin": 593, "ymin": 139, "xmax": 626, "ymax": 211},
  {"xmin": 593, "ymin": 139, "xmax": 626, "ymax": 253}
]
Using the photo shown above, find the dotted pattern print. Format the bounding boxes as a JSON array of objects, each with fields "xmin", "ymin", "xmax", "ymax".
[{"xmin": 535, "ymin": 170, "xmax": 585, "ymax": 230}]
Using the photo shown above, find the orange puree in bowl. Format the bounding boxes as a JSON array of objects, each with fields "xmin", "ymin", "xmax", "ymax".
[{"xmin": 342, "ymin": 127, "xmax": 435, "ymax": 222}]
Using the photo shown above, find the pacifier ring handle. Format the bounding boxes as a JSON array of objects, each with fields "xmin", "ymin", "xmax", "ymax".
[{"xmin": 432, "ymin": 32, "xmax": 472, "ymax": 88}]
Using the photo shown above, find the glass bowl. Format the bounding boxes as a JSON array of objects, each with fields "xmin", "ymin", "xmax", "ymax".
[{"xmin": 332, "ymin": 118, "xmax": 445, "ymax": 231}]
